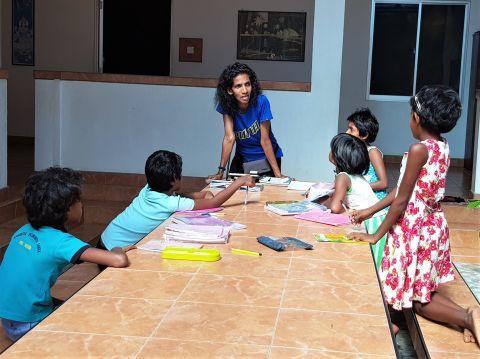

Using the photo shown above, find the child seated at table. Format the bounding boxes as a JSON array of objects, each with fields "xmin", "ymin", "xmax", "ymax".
[
  {"xmin": 325, "ymin": 133, "xmax": 387, "ymax": 267},
  {"xmin": 0, "ymin": 168, "xmax": 132, "ymax": 342},
  {"xmin": 345, "ymin": 108, "xmax": 388, "ymax": 200},
  {"xmin": 100, "ymin": 150, "xmax": 254, "ymax": 250}
]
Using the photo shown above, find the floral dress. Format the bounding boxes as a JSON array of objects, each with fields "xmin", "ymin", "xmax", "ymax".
[{"xmin": 379, "ymin": 138, "xmax": 454, "ymax": 310}]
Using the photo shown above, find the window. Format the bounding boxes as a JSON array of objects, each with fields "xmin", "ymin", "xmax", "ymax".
[{"xmin": 367, "ymin": 1, "xmax": 467, "ymax": 100}]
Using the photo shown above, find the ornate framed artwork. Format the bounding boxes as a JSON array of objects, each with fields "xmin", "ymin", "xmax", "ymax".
[
  {"xmin": 237, "ymin": 11, "xmax": 306, "ymax": 62},
  {"xmin": 12, "ymin": 0, "xmax": 34, "ymax": 66}
]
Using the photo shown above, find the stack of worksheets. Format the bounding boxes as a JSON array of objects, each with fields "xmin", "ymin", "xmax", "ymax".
[{"xmin": 164, "ymin": 223, "xmax": 230, "ymax": 243}]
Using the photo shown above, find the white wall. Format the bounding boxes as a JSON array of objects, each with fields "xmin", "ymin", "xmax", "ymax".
[
  {"xmin": 339, "ymin": 0, "xmax": 480, "ymax": 159},
  {"xmin": 0, "ymin": 79, "xmax": 6, "ymax": 188},
  {"xmin": 2, "ymin": 0, "xmax": 98, "ymax": 137},
  {"xmin": 170, "ymin": 0, "xmax": 314, "ymax": 82},
  {"xmin": 36, "ymin": 0, "xmax": 346, "ymax": 182}
]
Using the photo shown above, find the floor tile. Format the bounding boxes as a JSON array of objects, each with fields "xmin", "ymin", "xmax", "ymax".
[
  {"xmin": 80, "ymin": 269, "xmax": 193, "ymax": 300},
  {"xmin": 282, "ymin": 280, "xmax": 384, "ymax": 315},
  {"xmin": 1, "ymin": 331, "xmax": 146, "ymax": 358},
  {"xmin": 179, "ymin": 274, "xmax": 285, "ymax": 306},
  {"xmin": 273, "ymin": 309, "xmax": 394, "ymax": 355},
  {"xmin": 288, "ymin": 258, "xmax": 378, "ymax": 285},
  {"xmin": 138, "ymin": 338, "xmax": 268, "ymax": 358},
  {"xmin": 36, "ymin": 295, "xmax": 172, "ymax": 337},
  {"xmin": 155, "ymin": 302, "xmax": 278, "ymax": 345}
]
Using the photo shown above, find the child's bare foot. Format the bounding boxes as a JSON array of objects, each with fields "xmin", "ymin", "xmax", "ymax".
[
  {"xmin": 467, "ymin": 307, "xmax": 480, "ymax": 347},
  {"xmin": 392, "ymin": 323, "xmax": 399, "ymax": 335},
  {"xmin": 464, "ymin": 328, "xmax": 475, "ymax": 343}
]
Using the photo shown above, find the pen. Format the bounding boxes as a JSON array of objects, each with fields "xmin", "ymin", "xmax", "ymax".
[
  {"xmin": 231, "ymin": 248, "xmax": 262, "ymax": 256},
  {"xmin": 244, "ymin": 185, "xmax": 248, "ymax": 205}
]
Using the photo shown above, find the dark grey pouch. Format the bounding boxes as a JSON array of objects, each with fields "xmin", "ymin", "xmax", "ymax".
[{"xmin": 242, "ymin": 158, "xmax": 271, "ymax": 174}]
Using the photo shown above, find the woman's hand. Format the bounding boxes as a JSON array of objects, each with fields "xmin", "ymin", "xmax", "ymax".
[
  {"xmin": 206, "ymin": 172, "xmax": 224, "ymax": 182},
  {"xmin": 347, "ymin": 232, "xmax": 377, "ymax": 244},
  {"xmin": 350, "ymin": 209, "xmax": 372, "ymax": 224}
]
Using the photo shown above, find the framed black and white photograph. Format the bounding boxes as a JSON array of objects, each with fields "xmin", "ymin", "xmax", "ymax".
[
  {"xmin": 237, "ymin": 11, "xmax": 306, "ymax": 62},
  {"xmin": 12, "ymin": 0, "xmax": 34, "ymax": 66}
]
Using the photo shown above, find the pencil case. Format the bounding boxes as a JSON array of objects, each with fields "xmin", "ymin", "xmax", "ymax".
[
  {"xmin": 161, "ymin": 247, "xmax": 221, "ymax": 262},
  {"xmin": 257, "ymin": 236, "xmax": 313, "ymax": 251}
]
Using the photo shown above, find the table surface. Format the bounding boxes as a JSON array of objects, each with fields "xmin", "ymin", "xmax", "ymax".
[{"xmin": 4, "ymin": 186, "xmax": 396, "ymax": 358}]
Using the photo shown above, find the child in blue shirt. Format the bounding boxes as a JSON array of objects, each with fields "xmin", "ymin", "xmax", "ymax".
[
  {"xmin": 346, "ymin": 108, "xmax": 388, "ymax": 200},
  {"xmin": 0, "ymin": 168, "xmax": 133, "ymax": 342},
  {"xmin": 101, "ymin": 150, "xmax": 254, "ymax": 250}
]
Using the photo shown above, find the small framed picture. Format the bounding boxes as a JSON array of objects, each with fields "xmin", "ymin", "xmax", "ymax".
[
  {"xmin": 12, "ymin": 0, "xmax": 35, "ymax": 66},
  {"xmin": 237, "ymin": 10, "xmax": 306, "ymax": 62}
]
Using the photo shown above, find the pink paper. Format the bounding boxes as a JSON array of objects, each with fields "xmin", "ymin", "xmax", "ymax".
[{"xmin": 295, "ymin": 210, "xmax": 351, "ymax": 226}]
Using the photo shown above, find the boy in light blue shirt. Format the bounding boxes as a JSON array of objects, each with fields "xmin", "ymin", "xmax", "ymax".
[
  {"xmin": 0, "ymin": 168, "xmax": 134, "ymax": 342},
  {"xmin": 101, "ymin": 150, "xmax": 254, "ymax": 250}
]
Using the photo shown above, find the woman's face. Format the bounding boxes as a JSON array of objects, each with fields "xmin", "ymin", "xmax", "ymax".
[{"xmin": 228, "ymin": 73, "xmax": 252, "ymax": 109}]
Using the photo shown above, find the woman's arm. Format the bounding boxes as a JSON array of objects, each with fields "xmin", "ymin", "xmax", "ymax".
[
  {"xmin": 79, "ymin": 246, "xmax": 135, "ymax": 268},
  {"xmin": 328, "ymin": 173, "xmax": 350, "ymax": 214},
  {"xmin": 368, "ymin": 148, "xmax": 388, "ymax": 191},
  {"xmin": 349, "ymin": 143, "xmax": 428, "ymax": 243},
  {"xmin": 259, "ymin": 121, "xmax": 282, "ymax": 177},
  {"xmin": 211, "ymin": 115, "xmax": 236, "ymax": 180}
]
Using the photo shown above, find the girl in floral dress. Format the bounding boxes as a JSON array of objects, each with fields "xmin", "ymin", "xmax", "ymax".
[{"xmin": 349, "ymin": 85, "xmax": 479, "ymax": 345}]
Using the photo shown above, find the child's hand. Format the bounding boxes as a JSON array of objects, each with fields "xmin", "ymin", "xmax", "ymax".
[
  {"xmin": 347, "ymin": 232, "xmax": 376, "ymax": 244},
  {"xmin": 203, "ymin": 191, "xmax": 214, "ymax": 199},
  {"xmin": 350, "ymin": 209, "xmax": 371, "ymax": 224},
  {"xmin": 235, "ymin": 175, "xmax": 255, "ymax": 187},
  {"xmin": 122, "ymin": 245, "xmax": 137, "ymax": 252}
]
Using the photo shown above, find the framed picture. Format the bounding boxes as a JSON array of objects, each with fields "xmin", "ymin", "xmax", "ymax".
[
  {"xmin": 237, "ymin": 11, "xmax": 306, "ymax": 62},
  {"xmin": 12, "ymin": 0, "xmax": 34, "ymax": 66}
]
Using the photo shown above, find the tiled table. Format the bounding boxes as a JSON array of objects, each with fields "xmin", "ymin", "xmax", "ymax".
[{"xmin": 3, "ymin": 186, "xmax": 396, "ymax": 358}]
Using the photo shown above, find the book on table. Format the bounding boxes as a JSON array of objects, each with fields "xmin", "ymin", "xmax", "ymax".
[
  {"xmin": 164, "ymin": 223, "xmax": 230, "ymax": 243},
  {"xmin": 259, "ymin": 176, "xmax": 292, "ymax": 186},
  {"xmin": 305, "ymin": 182, "xmax": 334, "ymax": 201},
  {"xmin": 172, "ymin": 214, "xmax": 246, "ymax": 230},
  {"xmin": 295, "ymin": 210, "xmax": 351, "ymax": 226},
  {"xmin": 287, "ymin": 181, "xmax": 315, "ymax": 191},
  {"xmin": 265, "ymin": 200, "xmax": 326, "ymax": 216},
  {"xmin": 138, "ymin": 239, "xmax": 203, "ymax": 252}
]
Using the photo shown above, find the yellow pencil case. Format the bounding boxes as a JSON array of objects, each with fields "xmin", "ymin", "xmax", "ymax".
[{"xmin": 161, "ymin": 247, "xmax": 221, "ymax": 262}]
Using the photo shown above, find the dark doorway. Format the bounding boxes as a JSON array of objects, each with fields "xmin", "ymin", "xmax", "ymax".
[
  {"xmin": 465, "ymin": 31, "xmax": 479, "ymax": 171},
  {"xmin": 102, "ymin": 0, "xmax": 171, "ymax": 76}
]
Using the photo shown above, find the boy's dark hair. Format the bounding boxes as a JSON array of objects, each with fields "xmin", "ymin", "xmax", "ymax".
[
  {"xmin": 23, "ymin": 167, "xmax": 83, "ymax": 231},
  {"xmin": 215, "ymin": 62, "xmax": 262, "ymax": 117},
  {"xmin": 409, "ymin": 85, "xmax": 462, "ymax": 134},
  {"xmin": 330, "ymin": 133, "xmax": 370, "ymax": 175},
  {"xmin": 145, "ymin": 150, "xmax": 182, "ymax": 192},
  {"xmin": 347, "ymin": 107, "xmax": 379, "ymax": 143}
]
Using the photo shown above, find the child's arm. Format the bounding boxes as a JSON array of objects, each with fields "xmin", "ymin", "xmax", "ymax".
[
  {"xmin": 351, "ymin": 188, "xmax": 396, "ymax": 223},
  {"xmin": 328, "ymin": 173, "xmax": 351, "ymax": 214},
  {"xmin": 192, "ymin": 176, "xmax": 255, "ymax": 210},
  {"xmin": 79, "ymin": 246, "xmax": 135, "ymax": 268},
  {"xmin": 180, "ymin": 191, "xmax": 214, "ymax": 200},
  {"xmin": 368, "ymin": 148, "xmax": 388, "ymax": 191},
  {"xmin": 349, "ymin": 143, "xmax": 428, "ymax": 244}
]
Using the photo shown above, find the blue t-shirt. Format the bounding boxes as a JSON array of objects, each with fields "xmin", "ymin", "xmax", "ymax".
[
  {"xmin": 101, "ymin": 185, "xmax": 195, "ymax": 250},
  {"xmin": 0, "ymin": 224, "xmax": 90, "ymax": 322},
  {"xmin": 216, "ymin": 94, "xmax": 283, "ymax": 162}
]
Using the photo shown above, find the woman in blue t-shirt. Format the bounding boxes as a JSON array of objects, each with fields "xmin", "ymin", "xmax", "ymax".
[{"xmin": 211, "ymin": 62, "xmax": 284, "ymax": 179}]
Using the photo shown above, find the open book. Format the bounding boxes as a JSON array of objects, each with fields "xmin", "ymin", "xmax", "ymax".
[
  {"xmin": 164, "ymin": 223, "xmax": 230, "ymax": 243},
  {"xmin": 305, "ymin": 182, "xmax": 334, "ymax": 202},
  {"xmin": 259, "ymin": 176, "xmax": 292, "ymax": 186},
  {"xmin": 138, "ymin": 239, "xmax": 203, "ymax": 252},
  {"xmin": 265, "ymin": 200, "xmax": 327, "ymax": 216}
]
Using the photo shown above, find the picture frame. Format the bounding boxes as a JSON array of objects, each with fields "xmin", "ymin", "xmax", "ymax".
[
  {"xmin": 12, "ymin": 0, "xmax": 35, "ymax": 66},
  {"xmin": 237, "ymin": 10, "xmax": 306, "ymax": 62}
]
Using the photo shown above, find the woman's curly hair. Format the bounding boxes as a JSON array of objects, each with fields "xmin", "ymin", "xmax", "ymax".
[
  {"xmin": 23, "ymin": 167, "xmax": 83, "ymax": 231},
  {"xmin": 215, "ymin": 62, "xmax": 262, "ymax": 117}
]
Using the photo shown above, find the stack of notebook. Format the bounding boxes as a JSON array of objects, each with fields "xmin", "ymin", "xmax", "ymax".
[
  {"xmin": 265, "ymin": 200, "xmax": 327, "ymax": 216},
  {"xmin": 164, "ymin": 223, "xmax": 230, "ymax": 243}
]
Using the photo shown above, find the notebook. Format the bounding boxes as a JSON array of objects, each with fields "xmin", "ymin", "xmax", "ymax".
[
  {"xmin": 305, "ymin": 182, "xmax": 334, "ymax": 201},
  {"xmin": 314, "ymin": 233, "xmax": 367, "ymax": 245},
  {"xmin": 259, "ymin": 176, "xmax": 292, "ymax": 186},
  {"xmin": 175, "ymin": 207, "xmax": 223, "ymax": 217},
  {"xmin": 172, "ymin": 215, "xmax": 246, "ymax": 230},
  {"xmin": 138, "ymin": 239, "xmax": 203, "ymax": 252},
  {"xmin": 265, "ymin": 201, "xmax": 327, "ymax": 216},
  {"xmin": 287, "ymin": 181, "xmax": 315, "ymax": 191},
  {"xmin": 295, "ymin": 210, "xmax": 351, "ymax": 226},
  {"xmin": 164, "ymin": 223, "xmax": 230, "ymax": 243}
]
